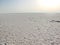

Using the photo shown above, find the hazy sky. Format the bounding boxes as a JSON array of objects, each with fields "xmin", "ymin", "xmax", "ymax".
[{"xmin": 0, "ymin": 0, "xmax": 60, "ymax": 13}]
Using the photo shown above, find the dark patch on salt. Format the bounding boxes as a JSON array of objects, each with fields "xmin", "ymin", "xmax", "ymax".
[{"xmin": 50, "ymin": 20, "xmax": 60, "ymax": 23}]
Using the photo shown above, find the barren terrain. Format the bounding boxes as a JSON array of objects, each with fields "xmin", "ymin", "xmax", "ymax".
[{"xmin": 0, "ymin": 13, "xmax": 60, "ymax": 45}]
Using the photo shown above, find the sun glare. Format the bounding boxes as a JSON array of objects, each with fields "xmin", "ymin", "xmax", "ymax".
[{"xmin": 36, "ymin": 0, "xmax": 60, "ymax": 12}]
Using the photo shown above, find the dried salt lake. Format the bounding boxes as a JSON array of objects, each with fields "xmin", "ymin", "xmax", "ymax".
[{"xmin": 0, "ymin": 13, "xmax": 60, "ymax": 45}]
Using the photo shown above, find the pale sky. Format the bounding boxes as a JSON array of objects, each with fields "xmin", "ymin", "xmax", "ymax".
[{"xmin": 0, "ymin": 0, "xmax": 60, "ymax": 13}]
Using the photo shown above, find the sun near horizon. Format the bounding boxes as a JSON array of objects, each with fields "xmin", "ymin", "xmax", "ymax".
[{"xmin": 36, "ymin": 0, "xmax": 60, "ymax": 12}]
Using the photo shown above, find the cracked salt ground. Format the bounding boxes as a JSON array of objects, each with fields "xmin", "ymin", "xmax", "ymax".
[{"xmin": 0, "ymin": 13, "xmax": 60, "ymax": 45}]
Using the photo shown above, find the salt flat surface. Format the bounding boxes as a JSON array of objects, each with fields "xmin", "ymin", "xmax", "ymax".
[{"xmin": 0, "ymin": 13, "xmax": 60, "ymax": 45}]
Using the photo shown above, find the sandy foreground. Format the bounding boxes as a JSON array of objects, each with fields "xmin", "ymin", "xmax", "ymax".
[{"xmin": 0, "ymin": 13, "xmax": 60, "ymax": 45}]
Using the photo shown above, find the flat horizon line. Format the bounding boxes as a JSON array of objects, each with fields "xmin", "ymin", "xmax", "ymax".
[{"xmin": 0, "ymin": 12, "xmax": 60, "ymax": 14}]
